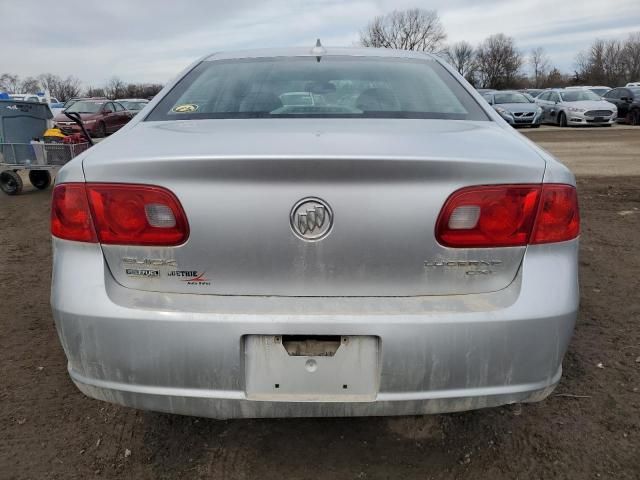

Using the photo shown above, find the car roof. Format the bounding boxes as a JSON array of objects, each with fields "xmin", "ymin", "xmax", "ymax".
[{"xmin": 205, "ymin": 46, "xmax": 436, "ymax": 62}]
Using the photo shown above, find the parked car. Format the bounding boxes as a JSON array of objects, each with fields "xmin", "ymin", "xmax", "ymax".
[
  {"xmin": 50, "ymin": 46, "xmax": 579, "ymax": 419},
  {"xmin": 535, "ymin": 88, "xmax": 617, "ymax": 126},
  {"xmin": 625, "ymin": 82, "xmax": 640, "ymax": 87},
  {"xmin": 116, "ymin": 98, "xmax": 149, "ymax": 115},
  {"xmin": 476, "ymin": 88, "xmax": 497, "ymax": 95},
  {"xmin": 603, "ymin": 87, "xmax": 640, "ymax": 125},
  {"xmin": 482, "ymin": 90, "xmax": 542, "ymax": 127},
  {"xmin": 53, "ymin": 99, "xmax": 132, "ymax": 137}
]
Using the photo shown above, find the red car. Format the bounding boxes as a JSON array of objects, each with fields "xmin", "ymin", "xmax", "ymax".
[{"xmin": 54, "ymin": 100, "xmax": 133, "ymax": 137}]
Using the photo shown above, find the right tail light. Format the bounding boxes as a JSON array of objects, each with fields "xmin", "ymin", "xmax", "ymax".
[{"xmin": 436, "ymin": 184, "xmax": 579, "ymax": 248}]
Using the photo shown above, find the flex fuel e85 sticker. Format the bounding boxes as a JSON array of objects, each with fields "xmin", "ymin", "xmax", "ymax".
[{"xmin": 171, "ymin": 103, "xmax": 199, "ymax": 113}]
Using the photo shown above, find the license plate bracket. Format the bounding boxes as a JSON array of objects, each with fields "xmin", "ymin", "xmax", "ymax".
[{"xmin": 244, "ymin": 335, "xmax": 380, "ymax": 402}]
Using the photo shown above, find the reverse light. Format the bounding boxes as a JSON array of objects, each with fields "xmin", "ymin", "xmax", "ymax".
[
  {"xmin": 436, "ymin": 184, "xmax": 579, "ymax": 248},
  {"xmin": 51, "ymin": 183, "xmax": 189, "ymax": 246}
]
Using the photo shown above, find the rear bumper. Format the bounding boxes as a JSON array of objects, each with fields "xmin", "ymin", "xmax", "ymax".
[{"xmin": 51, "ymin": 239, "xmax": 579, "ymax": 419}]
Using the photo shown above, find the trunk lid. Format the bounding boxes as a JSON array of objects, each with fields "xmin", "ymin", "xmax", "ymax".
[{"xmin": 83, "ymin": 119, "xmax": 546, "ymax": 296}]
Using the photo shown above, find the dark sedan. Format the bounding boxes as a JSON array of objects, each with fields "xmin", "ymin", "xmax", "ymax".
[{"xmin": 603, "ymin": 87, "xmax": 640, "ymax": 125}]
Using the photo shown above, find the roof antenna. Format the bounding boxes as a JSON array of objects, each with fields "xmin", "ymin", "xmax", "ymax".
[{"xmin": 311, "ymin": 38, "xmax": 326, "ymax": 62}]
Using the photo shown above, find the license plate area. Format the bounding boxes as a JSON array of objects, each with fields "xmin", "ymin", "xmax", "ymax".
[{"xmin": 244, "ymin": 335, "xmax": 380, "ymax": 402}]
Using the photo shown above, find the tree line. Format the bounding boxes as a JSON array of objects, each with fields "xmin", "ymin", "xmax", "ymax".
[
  {"xmin": 2, "ymin": 8, "xmax": 639, "ymax": 97},
  {"xmin": 0, "ymin": 73, "xmax": 163, "ymax": 102},
  {"xmin": 360, "ymin": 8, "xmax": 640, "ymax": 89}
]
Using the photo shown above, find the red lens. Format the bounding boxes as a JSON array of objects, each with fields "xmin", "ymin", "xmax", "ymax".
[
  {"xmin": 436, "ymin": 185, "xmax": 541, "ymax": 247},
  {"xmin": 51, "ymin": 183, "xmax": 97, "ymax": 242},
  {"xmin": 531, "ymin": 184, "xmax": 579, "ymax": 244},
  {"xmin": 86, "ymin": 184, "xmax": 189, "ymax": 246}
]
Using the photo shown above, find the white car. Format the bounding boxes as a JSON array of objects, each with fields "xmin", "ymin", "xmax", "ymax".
[{"xmin": 535, "ymin": 88, "xmax": 617, "ymax": 126}]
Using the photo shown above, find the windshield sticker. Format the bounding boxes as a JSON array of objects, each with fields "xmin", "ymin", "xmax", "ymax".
[{"xmin": 172, "ymin": 103, "xmax": 199, "ymax": 113}]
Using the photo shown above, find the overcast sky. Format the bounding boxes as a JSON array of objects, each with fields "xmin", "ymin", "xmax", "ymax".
[{"xmin": 2, "ymin": 0, "xmax": 640, "ymax": 86}]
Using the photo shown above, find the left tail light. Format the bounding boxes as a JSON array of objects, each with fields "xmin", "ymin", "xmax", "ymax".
[{"xmin": 51, "ymin": 183, "xmax": 189, "ymax": 246}]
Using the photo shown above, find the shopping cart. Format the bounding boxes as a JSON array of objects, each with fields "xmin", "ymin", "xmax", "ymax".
[{"xmin": 0, "ymin": 141, "xmax": 90, "ymax": 195}]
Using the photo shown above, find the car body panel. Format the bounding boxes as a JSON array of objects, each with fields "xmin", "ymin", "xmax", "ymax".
[
  {"xmin": 83, "ymin": 118, "xmax": 545, "ymax": 297},
  {"xmin": 52, "ymin": 236, "xmax": 577, "ymax": 418},
  {"xmin": 51, "ymin": 47, "xmax": 578, "ymax": 418}
]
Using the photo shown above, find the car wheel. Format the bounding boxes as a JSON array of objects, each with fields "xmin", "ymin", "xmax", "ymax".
[
  {"xmin": 28, "ymin": 170, "xmax": 52, "ymax": 190},
  {"xmin": 632, "ymin": 110, "xmax": 640, "ymax": 126},
  {"xmin": 530, "ymin": 124, "xmax": 541, "ymax": 128},
  {"xmin": 558, "ymin": 112, "xmax": 567, "ymax": 127},
  {"xmin": 0, "ymin": 170, "xmax": 23, "ymax": 195},
  {"xmin": 94, "ymin": 122, "xmax": 107, "ymax": 138}
]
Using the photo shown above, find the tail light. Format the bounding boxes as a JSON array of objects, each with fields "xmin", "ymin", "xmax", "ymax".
[
  {"xmin": 436, "ymin": 184, "xmax": 579, "ymax": 248},
  {"xmin": 51, "ymin": 183, "xmax": 189, "ymax": 246}
]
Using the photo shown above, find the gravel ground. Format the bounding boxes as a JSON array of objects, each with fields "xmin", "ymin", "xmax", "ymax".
[{"xmin": 1, "ymin": 126, "xmax": 639, "ymax": 479}]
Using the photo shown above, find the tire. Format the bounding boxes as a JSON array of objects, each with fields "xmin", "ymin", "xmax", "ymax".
[
  {"xmin": 94, "ymin": 122, "xmax": 107, "ymax": 138},
  {"xmin": 0, "ymin": 170, "xmax": 23, "ymax": 195},
  {"xmin": 558, "ymin": 112, "xmax": 567, "ymax": 127},
  {"xmin": 28, "ymin": 170, "xmax": 52, "ymax": 190},
  {"xmin": 530, "ymin": 124, "xmax": 541, "ymax": 128},
  {"xmin": 632, "ymin": 110, "xmax": 640, "ymax": 126}
]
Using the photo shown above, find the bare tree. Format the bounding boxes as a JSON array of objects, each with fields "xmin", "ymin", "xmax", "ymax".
[
  {"xmin": 529, "ymin": 47, "xmax": 550, "ymax": 88},
  {"xmin": 445, "ymin": 41, "xmax": 476, "ymax": 82},
  {"xmin": 0, "ymin": 73, "xmax": 21, "ymax": 92},
  {"xmin": 475, "ymin": 34, "xmax": 523, "ymax": 89},
  {"xmin": 20, "ymin": 76, "xmax": 41, "ymax": 94},
  {"xmin": 360, "ymin": 8, "xmax": 446, "ymax": 53},
  {"xmin": 622, "ymin": 32, "xmax": 640, "ymax": 81},
  {"xmin": 57, "ymin": 76, "xmax": 81, "ymax": 101},
  {"xmin": 38, "ymin": 73, "xmax": 59, "ymax": 95},
  {"xmin": 84, "ymin": 86, "xmax": 106, "ymax": 97},
  {"xmin": 36, "ymin": 73, "xmax": 81, "ymax": 101},
  {"xmin": 104, "ymin": 76, "xmax": 127, "ymax": 99},
  {"xmin": 575, "ymin": 33, "xmax": 640, "ymax": 85}
]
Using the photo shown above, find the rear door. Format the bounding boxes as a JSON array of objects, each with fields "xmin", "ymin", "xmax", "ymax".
[
  {"xmin": 102, "ymin": 102, "xmax": 117, "ymax": 132},
  {"xmin": 113, "ymin": 102, "xmax": 130, "ymax": 129}
]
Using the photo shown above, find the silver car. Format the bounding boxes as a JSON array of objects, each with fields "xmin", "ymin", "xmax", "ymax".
[
  {"xmin": 536, "ymin": 88, "xmax": 617, "ymax": 126},
  {"xmin": 482, "ymin": 90, "xmax": 542, "ymax": 127},
  {"xmin": 50, "ymin": 46, "xmax": 580, "ymax": 419}
]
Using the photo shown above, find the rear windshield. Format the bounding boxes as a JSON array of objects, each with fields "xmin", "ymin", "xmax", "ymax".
[{"xmin": 147, "ymin": 56, "xmax": 489, "ymax": 121}]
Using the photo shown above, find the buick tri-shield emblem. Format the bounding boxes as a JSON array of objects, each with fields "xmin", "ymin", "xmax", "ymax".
[{"xmin": 290, "ymin": 197, "xmax": 333, "ymax": 241}]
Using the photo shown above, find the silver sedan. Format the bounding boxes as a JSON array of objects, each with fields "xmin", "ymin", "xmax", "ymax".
[
  {"xmin": 536, "ymin": 88, "xmax": 617, "ymax": 126},
  {"xmin": 50, "ymin": 46, "xmax": 579, "ymax": 419},
  {"xmin": 482, "ymin": 90, "xmax": 543, "ymax": 127}
]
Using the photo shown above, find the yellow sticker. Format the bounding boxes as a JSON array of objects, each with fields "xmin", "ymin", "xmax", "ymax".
[{"xmin": 172, "ymin": 103, "xmax": 199, "ymax": 113}]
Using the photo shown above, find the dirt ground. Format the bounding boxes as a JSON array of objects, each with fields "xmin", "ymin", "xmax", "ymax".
[{"xmin": 1, "ymin": 126, "xmax": 639, "ymax": 479}]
